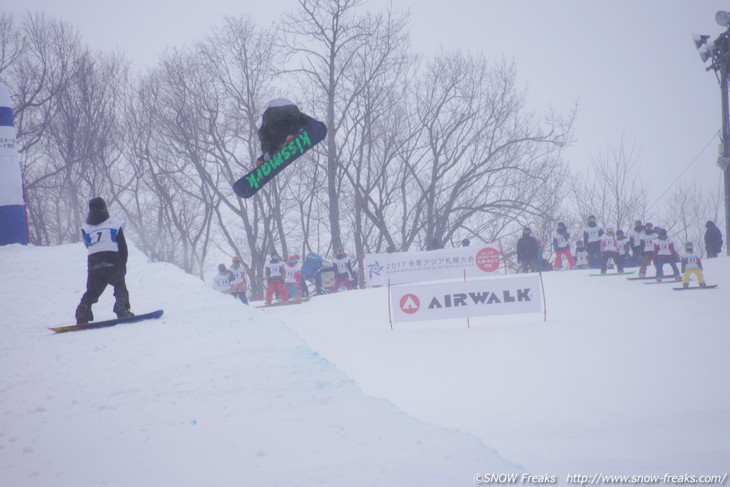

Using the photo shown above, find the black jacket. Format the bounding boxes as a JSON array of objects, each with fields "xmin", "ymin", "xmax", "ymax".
[
  {"xmin": 258, "ymin": 103, "xmax": 315, "ymax": 156},
  {"xmin": 704, "ymin": 222, "xmax": 723, "ymax": 253},
  {"xmin": 516, "ymin": 235, "xmax": 539, "ymax": 261}
]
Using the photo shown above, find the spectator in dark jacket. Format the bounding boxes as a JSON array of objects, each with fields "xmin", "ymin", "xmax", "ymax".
[
  {"xmin": 704, "ymin": 220, "xmax": 723, "ymax": 258},
  {"xmin": 516, "ymin": 226, "xmax": 539, "ymax": 273}
]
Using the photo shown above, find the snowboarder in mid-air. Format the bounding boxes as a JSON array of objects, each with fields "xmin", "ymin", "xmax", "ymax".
[
  {"xmin": 256, "ymin": 98, "xmax": 316, "ymax": 166},
  {"xmin": 75, "ymin": 197, "xmax": 134, "ymax": 324}
]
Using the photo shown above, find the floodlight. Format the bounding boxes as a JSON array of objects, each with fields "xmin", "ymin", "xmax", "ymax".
[
  {"xmin": 716, "ymin": 10, "xmax": 730, "ymax": 27},
  {"xmin": 699, "ymin": 45, "xmax": 712, "ymax": 62},
  {"xmin": 693, "ymin": 33, "xmax": 710, "ymax": 49}
]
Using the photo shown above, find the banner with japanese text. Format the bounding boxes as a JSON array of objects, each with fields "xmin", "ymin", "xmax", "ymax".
[
  {"xmin": 364, "ymin": 245, "xmax": 502, "ymax": 287},
  {"xmin": 389, "ymin": 274, "xmax": 541, "ymax": 323}
]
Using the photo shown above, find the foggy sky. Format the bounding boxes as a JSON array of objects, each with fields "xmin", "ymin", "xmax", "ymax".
[{"xmin": 5, "ymin": 0, "xmax": 728, "ymax": 213}]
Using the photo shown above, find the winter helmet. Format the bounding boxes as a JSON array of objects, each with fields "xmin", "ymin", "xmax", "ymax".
[
  {"xmin": 634, "ymin": 219, "xmax": 642, "ymax": 226},
  {"xmin": 588, "ymin": 215, "xmax": 596, "ymax": 223},
  {"xmin": 288, "ymin": 255, "xmax": 298, "ymax": 265},
  {"xmin": 606, "ymin": 224, "xmax": 615, "ymax": 232},
  {"xmin": 523, "ymin": 226, "xmax": 531, "ymax": 235},
  {"xmin": 644, "ymin": 222, "xmax": 653, "ymax": 230},
  {"xmin": 685, "ymin": 241, "xmax": 694, "ymax": 250},
  {"xmin": 557, "ymin": 221, "xmax": 566, "ymax": 229},
  {"xmin": 232, "ymin": 256, "xmax": 242, "ymax": 264},
  {"xmin": 658, "ymin": 228, "xmax": 667, "ymax": 237},
  {"xmin": 89, "ymin": 197, "xmax": 107, "ymax": 211},
  {"xmin": 218, "ymin": 264, "xmax": 227, "ymax": 272},
  {"xmin": 616, "ymin": 229, "xmax": 625, "ymax": 237}
]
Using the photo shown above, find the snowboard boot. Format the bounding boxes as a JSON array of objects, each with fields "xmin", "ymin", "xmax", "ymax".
[
  {"xmin": 75, "ymin": 303, "xmax": 94, "ymax": 325},
  {"xmin": 683, "ymin": 282, "xmax": 689, "ymax": 289},
  {"xmin": 113, "ymin": 299, "xmax": 135, "ymax": 319},
  {"xmin": 700, "ymin": 282, "xmax": 707, "ymax": 288}
]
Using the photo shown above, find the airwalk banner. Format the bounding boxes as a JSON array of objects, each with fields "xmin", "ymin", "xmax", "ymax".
[
  {"xmin": 365, "ymin": 245, "xmax": 503, "ymax": 287},
  {"xmin": 390, "ymin": 274, "xmax": 541, "ymax": 323},
  {"xmin": 0, "ymin": 81, "xmax": 28, "ymax": 246}
]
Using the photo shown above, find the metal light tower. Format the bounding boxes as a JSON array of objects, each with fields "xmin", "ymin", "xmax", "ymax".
[{"xmin": 694, "ymin": 10, "xmax": 730, "ymax": 256}]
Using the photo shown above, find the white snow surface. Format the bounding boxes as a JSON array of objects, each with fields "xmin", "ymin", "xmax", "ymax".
[{"xmin": 1, "ymin": 242, "xmax": 729, "ymax": 486}]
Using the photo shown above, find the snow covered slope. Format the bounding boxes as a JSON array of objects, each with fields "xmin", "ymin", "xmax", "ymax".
[
  {"xmin": 2, "ymin": 242, "xmax": 729, "ymax": 485},
  {"xmin": 0, "ymin": 243, "xmax": 516, "ymax": 487},
  {"xmin": 278, "ymin": 257, "xmax": 730, "ymax": 476}
]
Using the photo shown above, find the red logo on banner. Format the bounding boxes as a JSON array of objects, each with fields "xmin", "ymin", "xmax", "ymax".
[
  {"xmin": 399, "ymin": 294, "xmax": 420, "ymax": 314},
  {"xmin": 475, "ymin": 247, "xmax": 500, "ymax": 272}
]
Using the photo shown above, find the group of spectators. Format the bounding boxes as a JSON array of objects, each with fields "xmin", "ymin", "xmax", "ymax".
[{"xmin": 516, "ymin": 217, "xmax": 724, "ymax": 276}]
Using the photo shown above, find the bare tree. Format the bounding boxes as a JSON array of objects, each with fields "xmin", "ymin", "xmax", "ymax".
[
  {"xmin": 282, "ymin": 0, "xmax": 388, "ymax": 252},
  {"xmin": 396, "ymin": 53, "xmax": 573, "ymax": 250},
  {"xmin": 570, "ymin": 136, "xmax": 648, "ymax": 231}
]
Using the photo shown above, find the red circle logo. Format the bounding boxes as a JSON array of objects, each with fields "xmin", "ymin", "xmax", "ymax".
[
  {"xmin": 475, "ymin": 247, "xmax": 500, "ymax": 272},
  {"xmin": 399, "ymin": 294, "xmax": 420, "ymax": 314}
]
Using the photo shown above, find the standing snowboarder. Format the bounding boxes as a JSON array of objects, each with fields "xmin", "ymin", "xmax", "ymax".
[
  {"xmin": 74, "ymin": 197, "xmax": 133, "ymax": 324},
  {"xmin": 332, "ymin": 250, "xmax": 354, "ymax": 292},
  {"xmin": 229, "ymin": 256, "xmax": 248, "ymax": 304},
  {"xmin": 599, "ymin": 224, "xmax": 624, "ymax": 274},
  {"xmin": 516, "ymin": 226, "xmax": 539, "ymax": 273},
  {"xmin": 680, "ymin": 242, "xmax": 707, "ymax": 288},
  {"xmin": 616, "ymin": 229, "xmax": 631, "ymax": 265},
  {"xmin": 638, "ymin": 222, "xmax": 658, "ymax": 278},
  {"xmin": 582, "ymin": 215, "xmax": 604, "ymax": 269},
  {"xmin": 552, "ymin": 222, "xmax": 575, "ymax": 270},
  {"xmin": 704, "ymin": 220, "xmax": 723, "ymax": 258},
  {"xmin": 265, "ymin": 253, "xmax": 289, "ymax": 305},
  {"xmin": 627, "ymin": 220, "xmax": 644, "ymax": 267},
  {"xmin": 575, "ymin": 240, "xmax": 589, "ymax": 270},
  {"xmin": 283, "ymin": 255, "xmax": 303, "ymax": 300},
  {"xmin": 257, "ymin": 98, "xmax": 316, "ymax": 166},
  {"xmin": 213, "ymin": 264, "xmax": 235, "ymax": 294},
  {"xmin": 653, "ymin": 228, "xmax": 680, "ymax": 281}
]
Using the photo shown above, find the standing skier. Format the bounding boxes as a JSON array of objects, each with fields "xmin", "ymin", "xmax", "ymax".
[
  {"xmin": 582, "ymin": 215, "xmax": 604, "ymax": 269},
  {"xmin": 257, "ymin": 98, "xmax": 315, "ymax": 166},
  {"xmin": 552, "ymin": 222, "xmax": 575, "ymax": 270},
  {"xmin": 653, "ymin": 228, "xmax": 680, "ymax": 282},
  {"xmin": 74, "ymin": 197, "xmax": 133, "ymax": 324},
  {"xmin": 516, "ymin": 226, "xmax": 539, "ymax": 273}
]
